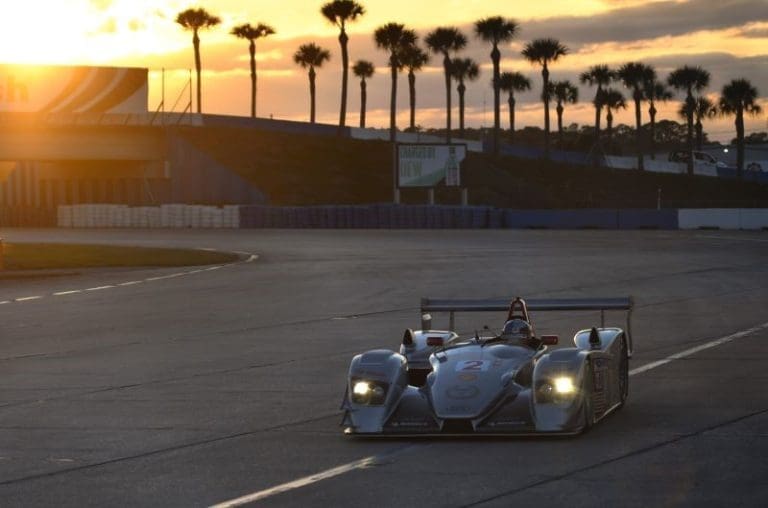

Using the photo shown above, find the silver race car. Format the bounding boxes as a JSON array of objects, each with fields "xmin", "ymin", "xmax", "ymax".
[{"xmin": 341, "ymin": 297, "xmax": 633, "ymax": 436}]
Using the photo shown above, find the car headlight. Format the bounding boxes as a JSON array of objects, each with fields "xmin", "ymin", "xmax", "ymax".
[
  {"xmin": 350, "ymin": 379, "xmax": 388, "ymax": 405},
  {"xmin": 536, "ymin": 376, "xmax": 577, "ymax": 404},
  {"xmin": 554, "ymin": 376, "xmax": 575, "ymax": 394}
]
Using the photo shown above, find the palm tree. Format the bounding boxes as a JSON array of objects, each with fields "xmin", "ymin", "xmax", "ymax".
[
  {"xmin": 645, "ymin": 80, "xmax": 673, "ymax": 159},
  {"xmin": 374, "ymin": 23, "xmax": 417, "ymax": 142},
  {"xmin": 293, "ymin": 43, "xmax": 331, "ymax": 124},
  {"xmin": 668, "ymin": 65, "xmax": 710, "ymax": 175},
  {"xmin": 450, "ymin": 58, "xmax": 480, "ymax": 138},
  {"xmin": 521, "ymin": 38, "xmax": 569, "ymax": 157},
  {"xmin": 498, "ymin": 72, "xmax": 531, "ymax": 144},
  {"xmin": 352, "ymin": 60, "xmax": 374, "ymax": 128},
  {"xmin": 579, "ymin": 65, "xmax": 615, "ymax": 145},
  {"xmin": 175, "ymin": 8, "xmax": 221, "ymax": 113},
  {"xmin": 426, "ymin": 27, "xmax": 468, "ymax": 143},
  {"xmin": 231, "ymin": 23, "xmax": 275, "ymax": 118},
  {"xmin": 602, "ymin": 88, "xmax": 626, "ymax": 148},
  {"xmin": 616, "ymin": 62, "xmax": 655, "ymax": 170},
  {"xmin": 474, "ymin": 16, "xmax": 519, "ymax": 155},
  {"xmin": 679, "ymin": 96, "xmax": 717, "ymax": 150},
  {"xmin": 399, "ymin": 43, "xmax": 429, "ymax": 130},
  {"xmin": 548, "ymin": 80, "xmax": 578, "ymax": 147},
  {"xmin": 321, "ymin": 1, "xmax": 365, "ymax": 131},
  {"xmin": 719, "ymin": 79, "xmax": 762, "ymax": 178}
]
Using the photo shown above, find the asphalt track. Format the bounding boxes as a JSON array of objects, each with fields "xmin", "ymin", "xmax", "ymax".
[{"xmin": 1, "ymin": 228, "xmax": 767, "ymax": 507}]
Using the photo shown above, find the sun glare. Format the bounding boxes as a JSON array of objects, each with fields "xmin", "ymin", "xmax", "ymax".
[{"xmin": 2, "ymin": 1, "xmax": 186, "ymax": 65}]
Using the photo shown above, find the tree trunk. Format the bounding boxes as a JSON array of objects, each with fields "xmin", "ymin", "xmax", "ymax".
[
  {"xmin": 408, "ymin": 70, "xmax": 416, "ymax": 130},
  {"xmin": 509, "ymin": 95, "xmax": 515, "ymax": 145},
  {"xmin": 649, "ymin": 103, "xmax": 657, "ymax": 160},
  {"xmin": 458, "ymin": 82, "xmax": 466, "ymax": 138},
  {"xmin": 389, "ymin": 59, "xmax": 398, "ymax": 142},
  {"xmin": 338, "ymin": 29, "xmax": 349, "ymax": 133},
  {"xmin": 491, "ymin": 45, "xmax": 500, "ymax": 156},
  {"xmin": 696, "ymin": 120, "xmax": 703, "ymax": 150},
  {"xmin": 309, "ymin": 67, "xmax": 316, "ymax": 124},
  {"xmin": 193, "ymin": 30, "xmax": 202, "ymax": 113},
  {"xmin": 360, "ymin": 79, "xmax": 367, "ymax": 128},
  {"xmin": 685, "ymin": 90, "xmax": 694, "ymax": 176},
  {"xmin": 249, "ymin": 39, "xmax": 256, "ymax": 118},
  {"xmin": 634, "ymin": 94, "xmax": 644, "ymax": 171},
  {"xmin": 607, "ymin": 110, "xmax": 614, "ymax": 146},
  {"xmin": 736, "ymin": 108, "xmax": 744, "ymax": 179},
  {"xmin": 542, "ymin": 63, "xmax": 550, "ymax": 158},
  {"xmin": 592, "ymin": 87, "xmax": 603, "ymax": 168},
  {"xmin": 443, "ymin": 53, "xmax": 452, "ymax": 144},
  {"xmin": 594, "ymin": 86, "xmax": 602, "ymax": 141},
  {"xmin": 556, "ymin": 102, "xmax": 564, "ymax": 147}
]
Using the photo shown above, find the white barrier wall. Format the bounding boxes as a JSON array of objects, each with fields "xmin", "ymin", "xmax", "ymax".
[
  {"xmin": 58, "ymin": 204, "xmax": 240, "ymax": 228},
  {"xmin": 678, "ymin": 209, "xmax": 768, "ymax": 230}
]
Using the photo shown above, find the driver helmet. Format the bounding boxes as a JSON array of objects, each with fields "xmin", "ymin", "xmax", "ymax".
[{"xmin": 500, "ymin": 318, "xmax": 533, "ymax": 343}]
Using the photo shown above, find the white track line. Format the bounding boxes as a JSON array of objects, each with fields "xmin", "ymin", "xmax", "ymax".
[
  {"xmin": 15, "ymin": 296, "xmax": 42, "ymax": 302},
  {"xmin": 209, "ymin": 321, "xmax": 768, "ymax": 508},
  {"xmin": 629, "ymin": 321, "xmax": 768, "ymax": 376},
  {"xmin": 208, "ymin": 456, "xmax": 378, "ymax": 508},
  {"xmin": 0, "ymin": 252, "xmax": 258, "ymax": 305}
]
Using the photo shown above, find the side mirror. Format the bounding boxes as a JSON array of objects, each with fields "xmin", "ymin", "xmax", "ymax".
[
  {"xmin": 402, "ymin": 328, "xmax": 414, "ymax": 346},
  {"xmin": 541, "ymin": 335, "xmax": 559, "ymax": 346}
]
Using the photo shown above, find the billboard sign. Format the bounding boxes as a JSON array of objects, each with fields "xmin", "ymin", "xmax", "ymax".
[
  {"xmin": 397, "ymin": 143, "xmax": 466, "ymax": 187},
  {"xmin": 0, "ymin": 65, "xmax": 147, "ymax": 114}
]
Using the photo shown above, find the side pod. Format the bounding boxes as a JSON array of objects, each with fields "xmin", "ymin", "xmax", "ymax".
[{"xmin": 343, "ymin": 350, "xmax": 408, "ymax": 434}]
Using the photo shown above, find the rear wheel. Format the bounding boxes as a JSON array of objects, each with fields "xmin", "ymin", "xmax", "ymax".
[{"xmin": 617, "ymin": 335, "xmax": 629, "ymax": 408}]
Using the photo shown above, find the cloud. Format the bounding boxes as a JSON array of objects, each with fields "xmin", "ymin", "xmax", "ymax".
[
  {"xmin": 89, "ymin": 0, "xmax": 113, "ymax": 11},
  {"xmin": 519, "ymin": 0, "xmax": 768, "ymax": 48}
]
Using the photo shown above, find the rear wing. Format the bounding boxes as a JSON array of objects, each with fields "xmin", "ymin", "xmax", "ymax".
[{"xmin": 420, "ymin": 297, "xmax": 634, "ymax": 352}]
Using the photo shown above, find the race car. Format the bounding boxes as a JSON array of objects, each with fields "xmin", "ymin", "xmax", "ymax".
[{"xmin": 341, "ymin": 296, "xmax": 633, "ymax": 436}]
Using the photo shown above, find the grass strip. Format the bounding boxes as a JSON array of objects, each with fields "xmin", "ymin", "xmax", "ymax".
[{"xmin": 1, "ymin": 243, "xmax": 239, "ymax": 271}]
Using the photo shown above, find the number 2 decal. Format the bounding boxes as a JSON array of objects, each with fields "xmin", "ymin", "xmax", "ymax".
[{"xmin": 455, "ymin": 360, "xmax": 490, "ymax": 372}]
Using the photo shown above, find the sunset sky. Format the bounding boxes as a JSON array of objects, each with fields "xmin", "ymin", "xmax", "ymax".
[{"xmin": 2, "ymin": 0, "xmax": 767, "ymax": 142}]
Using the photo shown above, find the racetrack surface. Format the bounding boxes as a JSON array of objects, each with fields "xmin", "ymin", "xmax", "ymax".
[{"xmin": 0, "ymin": 229, "xmax": 767, "ymax": 507}]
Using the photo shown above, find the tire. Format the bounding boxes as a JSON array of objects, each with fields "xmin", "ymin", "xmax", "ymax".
[
  {"xmin": 617, "ymin": 336, "xmax": 629, "ymax": 408},
  {"xmin": 581, "ymin": 362, "xmax": 594, "ymax": 432}
]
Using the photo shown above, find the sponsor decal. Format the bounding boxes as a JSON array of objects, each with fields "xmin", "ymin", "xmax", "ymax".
[
  {"xmin": 0, "ymin": 64, "xmax": 147, "ymax": 114},
  {"xmin": 352, "ymin": 369, "xmax": 386, "ymax": 378},
  {"xmin": 458, "ymin": 373, "xmax": 477, "ymax": 382},
  {"xmin": 455, "ymin": 360, "xmax": 490, "ymax": 372},
  {"xmin": 446, "ymin": 385, "xmax": 480, "ymax": 399}
]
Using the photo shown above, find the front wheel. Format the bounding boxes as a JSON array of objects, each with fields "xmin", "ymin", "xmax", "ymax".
[{"xmin": 581, "ymin": 362, "xmax": 595, "ymax": 432}]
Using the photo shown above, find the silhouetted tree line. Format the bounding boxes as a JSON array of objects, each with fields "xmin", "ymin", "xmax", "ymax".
[{"xmin": 174, "ymin": 2, "xmax": 764, "ymax": 178}]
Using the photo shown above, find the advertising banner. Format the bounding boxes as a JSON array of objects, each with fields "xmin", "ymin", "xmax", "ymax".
[
  {"xmin": 0, "ymin": 65, "xmax": 147, "ymax": 114},
  {"xmin": 398, "ymin": 143, "xmax": 466, "ymax": 187}
]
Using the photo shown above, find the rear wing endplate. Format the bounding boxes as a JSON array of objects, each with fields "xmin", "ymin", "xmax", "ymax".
[{"xmin": 420, "ymin": 297, "xmax": 634, "ymax": 353}]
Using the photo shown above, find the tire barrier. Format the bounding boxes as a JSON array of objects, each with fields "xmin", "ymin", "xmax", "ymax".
[
  {"xmin": 57, "ymin": 204, "xmax": 240, "ymax": 228},
  {"xmin": 52, "ymin": 204, "xmax": 768, "ymax": 230}
]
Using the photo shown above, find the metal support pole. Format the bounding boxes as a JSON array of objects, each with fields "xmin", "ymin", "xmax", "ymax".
[
  {"xmin": 428, "ymin": 188, "xmax": 435, "ymax": 205},
  {"xmin": 461, "ymin": 188, "xmax": 468, "ymax": 206}
]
